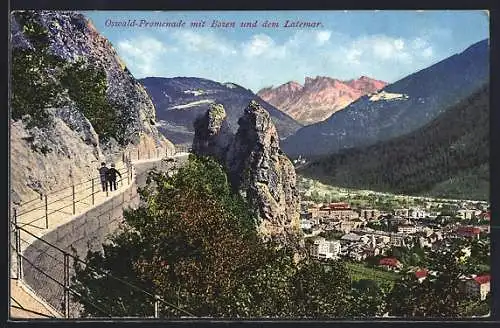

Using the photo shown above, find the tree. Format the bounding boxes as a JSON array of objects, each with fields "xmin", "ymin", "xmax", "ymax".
[
  {"xmin": 72, "ymin": 156, "xmax": 270, "ymax": 317},
  {"xmin": 309, "ymin": 190, "xmax": 322, "ymax": 203},
  {"xmin": 11, "ymin": 15, "xmax": 64, "ymax": 128},
  {"xmin": 385, "ymin": 242, "xmax": 469, "ymax": 317},
  {"xmin": 291, "ymin": 260, "xmax": 351, "ymax": 318},
  {"xmin": 347, "ymin": 279, "xmax": 391, "ymax": 317},
  {"xmin": 71, "ymin": 155, "xmax": 354, "ymax": 318}
]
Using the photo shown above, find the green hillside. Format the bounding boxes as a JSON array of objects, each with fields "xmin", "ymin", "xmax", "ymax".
[{"xmin": 300, "ymin": 85, "xmax": 489, "ymax": 201}]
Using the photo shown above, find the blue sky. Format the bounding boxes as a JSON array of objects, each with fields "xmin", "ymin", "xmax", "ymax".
[{"xmin": 83, "ymin": 10, "xmax": 489, "ymax": 92}]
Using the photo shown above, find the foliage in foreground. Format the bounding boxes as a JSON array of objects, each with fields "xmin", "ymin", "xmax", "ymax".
[
  {"xmin": 71, "ymin": 155, "xmax": 490, "ymax": 318},
  {"xmin": 71, "ymin": 155, "xmax": 352, "ymax": 318}
]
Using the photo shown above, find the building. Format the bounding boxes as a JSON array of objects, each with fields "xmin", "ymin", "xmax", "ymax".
[
  {"xmin": 363, "ymin": 247, "xmax": 381, "ymax": 258},
  {"xmin": 323, "ymin": 221, "xmax": 341, "ymax": 231},
  {"xmin": 394, "ymin": 208, "xmax": 410, "ymax": 217},
  {"xmin": 339, "ymin": 220, "xmax": 365, "ymax": 233},
  {"xmin": 465, "ymin": 275, "xmax": 490, "ymax": 300},
  {"xmin": 318, "ymin": 203, "xmax": 360, "ymax": 221},
  {"xmin": 376, "ymin": 235, "xmax": 391, "ymax": 244},
  {"xmin": 307, "ymin": 204, "xmax": 322, "ymax": 218},
  {"xmin": 457, "ymin": 209, "xmax": 480, "ymax": 220},
  {"xmin": 341, "ymin": 232, "xmax": 363, "ymax": 243},
  {"xmin": 360, "ymin": 209, "xmax": 381, "ymax": 221},
  {"xmin": 415, "ymin": 269, "xmax": 428, "ymax": 283},
  {"xmin": 311, "ymin": 237, "xmax": 341, "ymax": 260},
  {"xmin": 397, "ymin": 224, "xmax": 417, "ymax": 234},
  {"xmin": 389, "ymin": 233, "xmax": 406, "ymax": 247},
  {"xmin": 300, "ymin": 219, "xmax": 312, "ymax": 230},
  {"xmin": 479, "ymin": 225, "xmax": 490, "ymax": 234},
  {"xmin": 300, "ymin": 212, "xmax": 313, "ymax": 220},
  {"xmin": 418, "ymin": 237, "xmax": 432, "ymax": 248},
  {"xmin": 455, "ymin": 226, "xmax": 481, "ymax": 239},
  {"xmin": 411, "ymin": 208, "xmax": 430, "ymax": 219},
  {"xmin": 389, "ymin": 217, "xmax": 411, "ymax": 226},
  {"xmin": 378, "ymin": 257, "xmax": 402, "ymax": 271}
]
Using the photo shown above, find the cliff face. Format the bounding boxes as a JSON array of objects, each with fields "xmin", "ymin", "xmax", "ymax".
[
  {"xmin": 257, "ymin": 76, "xmax": 387, "ymax": 125},
  {"xmin": 10, "ymin": 10, "xmax": 174, "ymax": 203},
  {"xmin": 193, "ymin": 101, "xmax": 303, "ymax": 248}
]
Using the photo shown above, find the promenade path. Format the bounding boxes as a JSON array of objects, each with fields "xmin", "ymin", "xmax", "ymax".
[{"xmin": 9, "ymin": 154, "xmax": 188, "ymax": 319}]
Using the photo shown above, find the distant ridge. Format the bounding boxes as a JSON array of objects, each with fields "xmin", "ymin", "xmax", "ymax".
[
  {"xmin": 257, "ymin": 76, "xmax": 387, "ymax": 125},
  {"xmin": 139, "ymin": 77, "xmax": 302, "ymax": 145},
  {"xmin": 282, "ymin": 39, "xmax": 489, "ymax": 158}
]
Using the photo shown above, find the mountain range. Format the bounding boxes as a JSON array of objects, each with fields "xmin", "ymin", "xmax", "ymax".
[
  {"xmin": 257, "ymin": 76, "xmax": 387, "ymax": 125},
  {"xmin": 139, "ymin": 77, "xmax": 302, "ymax": 145},
  {"xmin": 282, "ymin": 39, "xmax": 489, "ymax": 158},
  {"xmin": 299, "ymin": 84, "xmax": 489, "ymax": 201}
]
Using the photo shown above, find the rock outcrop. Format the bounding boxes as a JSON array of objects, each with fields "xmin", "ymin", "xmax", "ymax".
[
  {"xmin": 192, "ymin": 103, "xmax": 233, "ymax": 163},
  {"xmin": 139, "ymin": 77, "xmax": 302, "ymax": 146},
  {"xmin": 10, "ymin": 10, "xmax": 174, "ymax": 203},
  {"xmin": 193, "ymin": 101, "xmax": 303, "ymax": 249}
]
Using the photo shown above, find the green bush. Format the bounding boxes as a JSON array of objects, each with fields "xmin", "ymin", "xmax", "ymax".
[
  {"xmin": 11, "ymin": 11, "xmax": 133, "ymax": 145},
  {"xmin": 11, "ymin": 16, "xmax": 63, "ymax": 128},
  {"xmin": 70, "ymin": 155, "xmax": 353, "ymax": 318},
  {"xmin": 60, "ymin": 60, "xmax": 132, "ymax": 144}
]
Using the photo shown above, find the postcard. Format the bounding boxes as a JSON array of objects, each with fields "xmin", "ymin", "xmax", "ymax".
[{"xmin": 9, "ymin": 9, "xmax": 490, "ymax": 320}]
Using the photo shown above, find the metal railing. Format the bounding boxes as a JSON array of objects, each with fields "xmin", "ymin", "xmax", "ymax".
[
  {"xmin": 11, "ymin": 221, "xmax": 196, "ymax": 318},
  {"xmin": 10, "ymin": 145, "xmax": 196, "ymax": 318},
  {"xmin": 12, "ymin": 145, "xmax": 177, "ymax": 233},
  {"xmin": 13, "ymin": 166, "xmax": 131, "ymax": 231},
  {"xmin": 14, "ymin": 145, "xmax": 174, "ymax": 209},
  {"xmin": 173, "ymin": 144, "xmax": 190, "ymax": 154}
]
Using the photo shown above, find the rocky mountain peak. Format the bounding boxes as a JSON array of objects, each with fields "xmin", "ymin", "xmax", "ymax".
[
  {"xmin": 257, "ymin": 75, "xmax": 387, "ymax": 125},
  {"xmin": 192, "ymin": 101, "xmax": 303, "ymax": 249},
  {"xmin": 285, "ymin": 81, "xmax": 303, "ymax": 90},
  {"xmin": 345, "ymin": 76, "xmax": 387, "ymax": 93}
]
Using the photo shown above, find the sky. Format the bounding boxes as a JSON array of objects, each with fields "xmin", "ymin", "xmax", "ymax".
[{"xmin": 83, "ymin": 10, "xmax": 489, "ymax": 92}]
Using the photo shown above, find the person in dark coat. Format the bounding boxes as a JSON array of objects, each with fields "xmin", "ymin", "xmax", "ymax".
[
  {"xmin": 107, "ymin": 163, "xmax": 122, "ymax": 191},
  {"xmin": 98, "ymin": 162, "xmax": 109, "ymax": 192}
]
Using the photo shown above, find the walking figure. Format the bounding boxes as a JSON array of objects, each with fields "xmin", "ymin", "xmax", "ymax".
[
  {"xmin": 98, "ymin": 162, "xmax": 109, "ymax": 192},
  {"xmin": 107, "ymin": 163, "xmax": 122, "ymax": 191}
]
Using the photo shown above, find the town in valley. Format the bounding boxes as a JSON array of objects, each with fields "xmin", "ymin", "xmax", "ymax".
[{"xmin": 297, "ymin": 175, "xmax": 490, "ymax": 307}]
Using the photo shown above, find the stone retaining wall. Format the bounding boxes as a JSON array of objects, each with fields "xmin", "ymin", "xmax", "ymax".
[{"xmin": 21, "ymin": 161, "xmax": 164, "ymax": 317}]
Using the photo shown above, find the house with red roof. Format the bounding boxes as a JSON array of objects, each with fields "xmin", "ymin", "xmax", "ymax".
[
  {"xmin": 414, "ymin": 268, "xmax": 428, "ymax": 283},
  {"xmin": 465, "ymin": 274, "xmax": 490, "ymax": 300},
  {"xmin": 318, "ymin": 202, "xmax": 359, "ymax": 221},
  {"xmin": 455, "ymin": 226, "xmax": 481, "ymax": 239},
  {"xmin": 378, "ymin": 257, "xmax": 402, "ymax": 271}
]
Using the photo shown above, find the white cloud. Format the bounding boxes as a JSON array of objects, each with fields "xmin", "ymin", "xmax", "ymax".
[
  {"xmin": 243, "ymin": 34, "xmax": 274, "ymax": 56},
  {"xmin": 171, "ymin": 30, "xmax": 237, "ymax": 55},
  {"xmin": 114, "ymin": 28, "xmax": 441, "ymax": 90},
  {"xmin": 412, "ymin": 37, "xmax": 428, "ymax": 49},
  {"xmin": 116, "ymin": 37, "xmax": 170, "ymax": 76},
  {"xmin": 345, "ymin": 48, "xmax": 362, "ymax": 65},
  {"xmin": 365, "ymin": 36, "xmax": 410, "ymax": 61},
  {"xmin": 315, "ymin": 30, "xmax": 332, "ymax": 45},
  {"xmin": 339, "ymin": 34, "xmax": 437, "ymax": 66},
  {"xmin": 241, "ymin": 34, "xmax": 287, "ymax": 59},
  {"xmin": 422, "ymin": 47, "xmax": 434, "ymax": 58}
]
